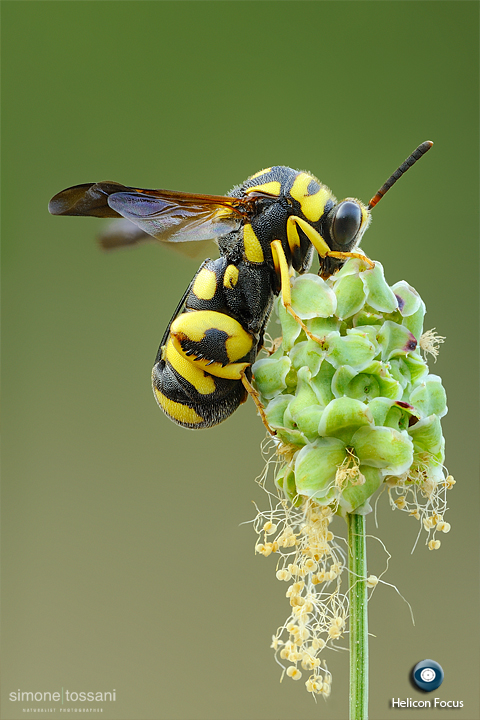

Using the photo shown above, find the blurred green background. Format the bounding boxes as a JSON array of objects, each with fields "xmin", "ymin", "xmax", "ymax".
[{"xmin": 2, "ymin": 2, "xmax": 478, "ymax": 719}]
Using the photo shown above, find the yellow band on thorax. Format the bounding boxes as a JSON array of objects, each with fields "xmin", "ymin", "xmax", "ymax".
[{"xmin": 243, "ymin": 224, "xmax": 264, "ymax": 263}]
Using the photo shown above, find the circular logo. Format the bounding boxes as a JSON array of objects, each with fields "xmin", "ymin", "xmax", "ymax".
[{"xmin": 412, "ymin": 660, "xmax": 444, "ymax": 691}]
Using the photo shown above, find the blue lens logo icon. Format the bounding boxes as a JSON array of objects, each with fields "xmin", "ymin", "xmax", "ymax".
[{"xmin": 412, "ymin": 660, "xmax": 444, "ymax": 691}]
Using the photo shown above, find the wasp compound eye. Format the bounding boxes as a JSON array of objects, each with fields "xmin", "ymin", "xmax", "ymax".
[{"xmin": 331, "ymin": 201, "xmax": 362, "ymax": 245}]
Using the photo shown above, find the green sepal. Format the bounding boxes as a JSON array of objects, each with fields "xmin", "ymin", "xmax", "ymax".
[
  {"xmin": 332, "ymin": 365, "xmax": 358, "ymax": 398},
  {"xmin": 409, "ymin": 374, "xmax": 447, "ymax": 418},
  {"xmin": 350, "ymin": 425, "xmax": 414, "ymax": 476},
  {"xmin": 361, "ymin": 361, "xmax": 403, "ymax": 399},
  {"xmin": 408, "ymin": 414, "xmax": 444, "ymax": 455},
  {"xmin": 276, "ymin": 425, "xmax": 308, "ymax": 447},
  {"xmin": 368, "ymin": 397, "xmax": 396, "ymax": 426},
  {"xmin": 294, "ymin": 437, "xmax": 345, "ymax": 502},
  {"xmin": 252, "ymin": 355, "xmax": 291, "ymax": 399},
  {"xmin": 339, "ymin": 465, "xmax": 384, "ymax": 513},
  {"xmin": 277, "ymin": 297, "xmax": 302, "ymax": 351},
  {"xmin": 289, "ymin": 340, "xmax": 324, "ymax": 375},
  {"xmin": 348, "ymin": 325, "xmax": 380, "ymax": 349},
  {"xmin": 333, "ymin": 273, "xmax": 366, "ymax": 319},
  {"xmin": 403, "ymin": 353, "xmax": 429, "ymax": 385},
  {"xmin": 333, "ymin": 256, "xmax": 365, "ymax": 280},
  {"xmin": 391, "ymin": 281, "xmax": 422, "ymax": 317},
  {"xmin": 352, "ymin": 309, "xmax": 384, "ymax": 327},
  {"xmin": 401, "ymin": 299, "xmax": 426, "ymax": 342},
  {"xmin": 306, "ymin": 316, "xmax": 341, "ymax": 338},
  {"xmin": 318, "ymin": 397, "xmax": 374, "ymax": 445},
  {"xmin": 387, "ymin": 358, "xmax": 410, "ymax": 390},
  {"xmin": 290, "ymin": 275, "xmax": 337, "ymax": 319},
  {"xmin": 286, "ymin": 367, "xmax": 318, "ymax": 414},
  {"xmin": 275, "ymin": 466, "xmax": 303, "ymax": 506},
  {"xmin": 326, "ymin": 332, "xmax": 377, "ymax": 371},
  {"xmin": 377, "ymin": 321, "xmax": 417, "ymax": 361},
  {"xmin": 361, "ymin": 262, "xmax": 398, "ymax": 313},
  {"xmin": 310, "ymin": 359, "xmax": 336, "ymax": 406},
  {"xmin": 264, "ymin": 394, "xmax": 294, "ymax": 428}
]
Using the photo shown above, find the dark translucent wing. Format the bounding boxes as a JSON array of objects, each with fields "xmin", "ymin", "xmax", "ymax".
[
  {"xmin": 48, "ymin": 182, "xmax": 126, "ymax": 218},
  {"xmin": 98, "ymin": 218, "xmax": 217, "ymax": 259},
  {"xmin": 49, "ymin": 182, "xmax": 250, "ymax": 244},
  {"xmin": 98, "ymin": 218, "xmax": 155, "ymax": 250}
]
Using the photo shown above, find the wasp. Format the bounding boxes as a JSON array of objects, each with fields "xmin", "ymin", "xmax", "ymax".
[{"xmin": 49, "ymin": 142, "xmax": 433, "ymax": 430}]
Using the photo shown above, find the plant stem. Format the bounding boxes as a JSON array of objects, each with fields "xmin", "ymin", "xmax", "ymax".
[{"xmin": 347, "ymin": 512, "xmax": 368, "ymax": 720}]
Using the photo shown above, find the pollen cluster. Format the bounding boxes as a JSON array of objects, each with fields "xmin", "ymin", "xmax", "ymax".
[{"xmin": 253, "ymin": 470, "xmax": 346, "ymax": 697}]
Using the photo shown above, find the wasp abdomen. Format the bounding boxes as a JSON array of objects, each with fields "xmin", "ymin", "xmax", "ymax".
[{"xmin": 152, "ymin": 258, "xmax": 264, "ymax": 428}]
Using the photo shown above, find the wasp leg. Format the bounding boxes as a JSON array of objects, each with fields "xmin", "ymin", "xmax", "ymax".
[
  {"xmin": 325, "ymin": 250, "xmax": 374, "ymax": 268},
  {"xmin": 240, "ymin": 370, "xmax": 276, "ymax": 436},
  {"xmin": 286, "ymin": 215, "xmax": 374, "ymax": 271},
  {"xmin": 287, "ymin": 215, "xmax": 331, "ymax": 257},
  {"xmin": 271, "ymin": 239, "xmax": 322, "ymax": 345}
]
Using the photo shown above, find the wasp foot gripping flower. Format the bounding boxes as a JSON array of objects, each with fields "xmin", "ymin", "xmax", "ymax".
[{"xmin": 251, "ymin": 258, "xmax": 453, "ymax": 697}]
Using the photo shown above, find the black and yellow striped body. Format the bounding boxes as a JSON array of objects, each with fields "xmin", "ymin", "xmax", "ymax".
[
  {"xmin": 152, "ymin": 165, "xmax": 370, "ymax": 428},
  {"xmin": 152, "ymin": 256, "xmax": 273, "ymax": 428},
  {"xmin": 48, "ymin": 164, "xmax": 373, "ymax": 430}
]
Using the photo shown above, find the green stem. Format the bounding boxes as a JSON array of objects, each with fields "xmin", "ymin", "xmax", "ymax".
[{"xmin": 347, "ymin": 512, "xmax": 368, "ymax": 720}]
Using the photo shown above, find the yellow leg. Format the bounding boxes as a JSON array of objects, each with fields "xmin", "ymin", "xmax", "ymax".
[
  {"xmin": 271, "ymin": 239, "xmax": 322, "ymax": 345},
  {"xmin": 241, "ymin": 370, "xmax": 276, "ymax": 436},
  {"xmin": 326, "ymin": 250, "xmax": 374, "ymax": 268},
  {"xmin": 286, "ymin": 215, "xmax": 374, "ymax": 272}
]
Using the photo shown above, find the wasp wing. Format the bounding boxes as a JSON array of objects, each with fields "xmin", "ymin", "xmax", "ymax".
[
  {"xmin": 49, "ymin": 182, "xmax": 247, "ymax": 245},
  {"xmin": 98, "ymin": 218, "xmax": 217, "ymax": 259}
]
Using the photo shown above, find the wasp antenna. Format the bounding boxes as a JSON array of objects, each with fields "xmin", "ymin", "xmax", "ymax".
[{"xmin": 367, "ymin": 141, "xmax": 433, "ymax": 210}]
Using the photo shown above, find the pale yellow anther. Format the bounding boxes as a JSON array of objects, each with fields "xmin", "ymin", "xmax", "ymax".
[
  {"xmin": 437, "ymin": 522, "xmax": 451, "ymax": 533},
  {"xmin": 255, "ymin": 543, "xmax": 272, "ymax": 556},
  {"xmin": 428, "ymin": 539, "xmax": 441, "ymax": 550},
  {"xmin": 292, "ymin": 581, "xmax": 305, "ymax": 594},
  {"xmin": 305, "ymin": 678, "xmax": 315, "ymax": 693},
  {"xmin": 299, "ymin": 627, "xmax": 310, "ymax": 641},
  {"xmin": 367, "ymin": 575, "xmax": 379, "ymax": 588},
  {"xmin": 326, "ymin": 531, "xmax": 334, "ymax": 542},
  {"xmin": 263, "ymin": 521, "xmax": 278, "ymax": 535},
  {"xmin": 286, "ymin": 666, "xmax": 302, "ymax": 680},
  {"xmin": 328, "ymin": 625, "xmax": 342, "ymax": 639},
  {"xmin": 304, "ymin": 559, "xmax": 318, "ymax": 573},
  {"xmin": 423, "ymin": 516, "xmax": 436, "ymax": 530},
  {"xmin": 395, "ymin": 496, "xmax": 407, "ymax": 509}
]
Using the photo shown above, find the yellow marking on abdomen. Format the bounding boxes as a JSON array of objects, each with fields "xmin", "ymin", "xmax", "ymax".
[
  {"xmin": 290, "ymin": 173, "xmax": 330, "ymax": 223},
  {"xmin": 245, "ymin": 180, "xmax": 281, "ymax": 196},
  {"xmin": 224, "ymin": 264, "xmax": 239, "ymax": 288},
  {"xmin": 165, "ymin": 339, "xmax": 216, "ymax": 395},
  {"xmin": 192, "ymin": 267, "xmax": 217, "ymax": 300},
  {"xmin": 243, "ymin": 224, "xmax": 264, "ymax": 263},
  {"xmin": 152, "ymin": 385, "xmax": 204, "ymax": 425},
  {"xmin": 249, "ymin": 167, "xmax": 272, "ymax": 179},
  {"xmin": 171, "ymin": 310, "xmax": 253, "ymax": 362}
]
